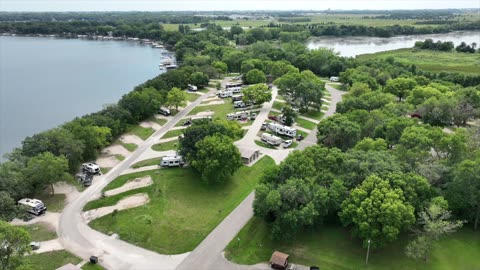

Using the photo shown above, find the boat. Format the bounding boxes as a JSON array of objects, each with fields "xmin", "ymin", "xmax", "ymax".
[{"xmin": 153, "ymin": 44, "xmax": 164, "ymax": 48}]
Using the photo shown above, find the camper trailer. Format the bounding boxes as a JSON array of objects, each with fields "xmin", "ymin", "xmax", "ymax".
[
  {"xmin": 187, "ymin": 84, "xmax": 198, "ymax": 91},
  {"xmin": 233, "ymin": 101, "xmax": 246, "ymax": 108},
  {"xmin": 160, "ymin": 155, "xmax": 185, "ymax": 167},
  {"xmin": 230, "ymin": 87, "xmax": 242, "ymax": 94},
  {"xmin": 218, "ymin": 90, "xmax": 233, "ymax": 98},
  {"xmin": 329, "ymin": 76, "xmax": 339, "ymax": 82},
  {"xmin": 232, "ymin": 94, "xmax": 244, "ymax": 102},
  {"xmin": 268, "ymin": 123, "xmax": 297, "ymax": 138},
  {"xmin": 190, "ymin": 116, "xmax": 212, "ymax": 123},
  {"xmin": 225, "ymin": 82, "xmax": 243, "ymax": 89},
  {"xmin": 261, "ymin": 133, "xmax": 283, "ymax": 146},
  {"xmin": 18, "ymin": 198, "xmax": 47, "ymax": 216},
  {"xmin": 227, "ymin": 111, "xmax": 249, "ymax": 121}
]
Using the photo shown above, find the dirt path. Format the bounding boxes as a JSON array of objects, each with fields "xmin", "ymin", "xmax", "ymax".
[
  {"xmin": 120, "ymin": 134, "xmax": 144, "ymax": 145},
  {"xmin": 83, "ymin": 193, "xmax": 150, "ymax": 222},
  {"xmin": 105, "ymin": 176, "xmax": 153, "ymax": 197}
]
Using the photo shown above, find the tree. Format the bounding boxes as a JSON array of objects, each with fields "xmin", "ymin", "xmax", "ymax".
[
  {"xmin": 118, "ymin": 87, "xmax": 164, "ymax": 122},
  {"xmin": 189, "ymin": 72, "xmax": 209, "ymax": 88},
  {"xmin": 274, "ymin": 70, "xmax": 325, "ymax": 111},
  {"xmin": 190, "ymin": 134, "xmax": 242, "ymax": 184},
  {"xmin": 445, "ymin": 155, "xmax": 480, "ymax": 230},
  {"xmin": 281, "ymin": 105, "xmax": 297, "ymax": 127},
  {"xmin": 405, "ymin": 197, "xmax": 464, "ymax": 262},
  {"xmin": 0, "ymin": 192, "xmax": 22, "ymax": 222},
  {"xmin": 317, "ymin": 114, "xmax": 361, "ymax": 151},
  {"xmin": 417, "ymin": 96, "xmax": 454, "ymax": 127},
  {"xmin": 384, "ymin": 78, "xmax": 418, "ymax": 101},
  {"xmin": 244, "ymin": 69, "xmax": 266, "ymax": 85},
  {"xmin": 0, "ymin": 221, "xmax": 31, "ymax": 270},
  {"xmin": 241, "ymin": 84, "xmax": 272, "ymax": 105},
  {"xmin": 339, "ymin": 175, "xmax": 416, "ymax": 248},
  {"xmin": 63, "ymin": 119, "xmax": 111, "ymax": 161},
  {"xmin": 166, "ymin": 87, "xmax": 187, "ymax": 112},
  {"xmin": 353, "ymin": 138, "xmax": 387, "ymax": 152},
  {"xmin": 25, "ymin": 152, "xmax": 71, "ymax": 195},
  {"xmin": 212, "ymin": 61, "xmax": 228, "ymax": 76}
]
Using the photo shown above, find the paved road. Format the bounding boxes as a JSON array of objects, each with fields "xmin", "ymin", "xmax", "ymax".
[
  {"xmin": 58, "ymin": 87, "xmax": 217, "ymax": 270},
  {"xmin": 176, "ymin": 84, "xmax": 346, "ymax": 270}
]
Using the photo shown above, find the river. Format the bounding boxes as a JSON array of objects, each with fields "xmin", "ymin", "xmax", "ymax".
[
  {"xmin": 307, "ymin": 31, "xmax": 480, "ymax": 57},
  {"xmin": 0, "ymin": 36, "xmax": 172, "ymax": 158}
]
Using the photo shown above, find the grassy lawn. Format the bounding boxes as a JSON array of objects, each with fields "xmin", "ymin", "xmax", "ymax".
[
  {"xmin": 186, "ymin": 92, "xmax": 200, "ymax": 102},
  {"xmin": 36, "ymin": 193, "xmax": 66, "ymax": 212},
  {"xmin": 88, "ymin": 156, "xmax": 275, "ymax": 254},
  {"xmin": 295, "ymin": 118, "xmax": 317, "ymax": 130},
  {"xmin": 358, "ymin": 48, "xmax": 480, "ymax": 75},
  {"xmin": 115, "ymin": 154, "xmax": 125, "ymax": 161},
  {"xmin": 131, "ymin": 157, "xmax": 161, "ymax": 169},
  {"xmin": 23, "ymin": 222, "xmax": 57, "ymax": 241},
  {"xmin": 82, "ymin": 263, "xmax": 105, "ymax": 270},
  {"xmin": 28, "ymin": 250, "xmax": 82, "ymax": 270},
  {"xmin": 100, "ymin": 167, "xmax": 110, "ymax": 174},
  {"xmin": 162, "ymin": 129, "xmax": 184, "ymax": 139},
  {"xmin": 301, "ymin": 110, "xmax": 325, "ymax": 121},
  {"xmin": 198, "ymin": 87, "xmax": 210, "ymax": 93},
  {"xmin": 187, "ymin": 102, "xmax": 234, "ymax": 120},
  {"xmin": 149, "ymin": 117, "xmax": 168, "ymax": 126},
  {"xmin": 225, "ymin": 217, "xmax": 480, "ymax": 270},
  {"xmin": 272, "ymin": 101, "xmax": 285, "ymax": 111},
  {"xmin": 128, "ymin": 125, "xmax": 155, "ymax": 140},
  {"xmin": 151, "ymin": 139, "xmax": 179, "ymax": 152},
  {"xmin": 120, "ymin": 142, "xmax": 137, "ymax": 152},
  {"xmin": 326, "ymin": 83, "xmax": 346, "ymax": 91}
]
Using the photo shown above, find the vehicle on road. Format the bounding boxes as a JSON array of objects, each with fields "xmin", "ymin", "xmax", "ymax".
[
  {"xmin": 82, "ymin": 162, "xmax": 100, "ymax": 174},
  {"xmin": 159, "ymin": 107, "xmax": 171, "ymax": 116},
  {"xmin": 283, "ymin": 140, "xmax": 293, "ymax": 148},
  {"xmin": 18, "ymin": 198, "xmax": 47, "ymax": 216},
  {"xmin": 160, "ymin": 155, "xmax": 185, "ymax": 167},
  {"xmin": 261, "ymin": 133, "xmax": 283, "ymax": 146}
]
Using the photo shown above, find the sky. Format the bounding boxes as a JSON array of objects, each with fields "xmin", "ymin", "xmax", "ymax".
[{"xmin": 1, "ymin": 0, "xmax": 479, "ymax": 12}]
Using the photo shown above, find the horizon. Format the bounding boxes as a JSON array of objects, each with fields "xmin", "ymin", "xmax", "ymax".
[{"xmin": 2, "ymin": 0, "xmax": 479, "ymax": 12}]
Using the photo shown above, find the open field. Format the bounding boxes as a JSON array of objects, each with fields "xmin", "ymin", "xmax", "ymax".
[
  {"xmin": 88, "ymin": 157, "xmax": 275, "ymax": 254},
  {"xmin": 301, "ymin": 110, "xmax": 325, "ymax": 121},
  {"xmin": 226, "ymin": 217, "xmax": 480, "ymax": 270},
  {"xmin": 358, "ymin": 48, "xmax": 480, "ymax": 75}
]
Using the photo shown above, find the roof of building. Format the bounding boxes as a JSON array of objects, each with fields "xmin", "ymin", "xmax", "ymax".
[
  {"xmin": 238, "ymin": 147, "xmax": 259, "ymax": 159},
  {"xmin": 56, "ymin": 263, "xmax": 82, "ymax": 270},
  {"xmin": 270, "ymin": 251, "xmax": 289, "ymax": 266}
]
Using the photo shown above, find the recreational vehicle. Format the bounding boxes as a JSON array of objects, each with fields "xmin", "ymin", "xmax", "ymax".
[
  {"xmin": 233, "ymin": 101, "xmax": 246, "ymax": 108},
  {"xmin": 329, "ymin": 76, "xmax": 339, "ymax": 82},
  {"xmin": 190, "ymin": 115, "xmax": 212, "ymax": 123},
  {"xmin": 261, "ymin": 133, "xmax": 283, "ymax": 146},
  {"xmin": 232, "ymin": 94, "xmax": 243, "ymax": 102},
  {"xmin": 187, "ymin": 84, "xmax": 198, "ymax": 91},
  {"xmin": 268, "ymin": 123, "xmax": 297, "ymax": 138},
  {"xmin": 225, "ymin": 82, "xmax": 243, "ymax": 89},
  {"xmin": 230, "ymin": 87, "xmax": 242, "ymax": 93},
  {"xmin": 82, "ymin": 162, "xmax": 100, "ymax": 174},
  {"xmin": 218, "ymin": 90, "xmax": 233, "ymax": 98},
  {"xmin": 18, "ymin": 198, "xmax": 47, "ymax": 216},
  {"xmin": 226, "ymin": 111, "xmax": 249, "ymax": 121},
  {"xmin": 160, "ymin": 155, "xmax": 185, "ymax": 167}
]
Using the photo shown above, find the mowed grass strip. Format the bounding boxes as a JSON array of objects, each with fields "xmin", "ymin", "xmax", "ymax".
[
  {"xmin": 128, "ymin": 126, "xmax": 155, "ymax": 140},
  {"xmin": 88, "ymin": 156, "xmax": 275, "ymax": 254},
  {"xmin": 28, "ymin": 250, "xmax": 82, "ymax": 270},
  {"xmin": 151, "ymin": 139, "xmax": 179, "ymax": 152},
  {"xmin": 162, "ymin": 129, "xmax": 184, "ymax": 139},
  {"xmin": 36, "ymin": 193, "xmax": 66, "ymax": 212},
  {"xmin": 150, "ymin": 117, "xmax": 168, "ymax": 126},
  {"xmin": 131, "ymin": 157, "xmax": 161, "ymax": 169},
  {"xmin": 186, "ymin": 92, "xmax": 201, "ymax": 102},
  {"xmin": 225, "ymin": 217, "xmax": 480, "ymax": 270},
  {"xmin": 23, "ymin": 222, "xmax": 57, "ymax": 242},
  {"xmin": 295, "ymin": 118, "xmax": 317, "ymax": 130}
]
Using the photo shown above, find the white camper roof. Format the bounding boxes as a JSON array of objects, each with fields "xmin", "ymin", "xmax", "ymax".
[
  {"xmin": 162, "ymin": 155, "xmax": 183, "ymax": 161},
  {"xmin": 18, "ymin": 198, "xmax": 43, "ymax": 208}
]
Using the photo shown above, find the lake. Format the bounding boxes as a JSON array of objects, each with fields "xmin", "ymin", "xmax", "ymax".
[
  {"xmin": 0, "ymin": 36, "xmax": 172, "ymax": 157},
  {"xmin": 307, "ymin": 31, "xmax": 480, "ymax": 57}
]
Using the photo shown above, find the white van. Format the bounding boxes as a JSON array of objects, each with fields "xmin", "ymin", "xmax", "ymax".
[
  {"xmin": 18, "ymin": 198, "xmax": 47, "ymax": 216},
  {"xmin": 160, "ymin": 155, "xmax": 185, "ymax": 167},
  {"xmin": 261, "ymin": 133, "xmax": 283, "ymax": 146}
]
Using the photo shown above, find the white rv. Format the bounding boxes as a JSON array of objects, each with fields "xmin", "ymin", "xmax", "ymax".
[
  {"xmin": 218, "ymin": 90, "xmax": 233, "ymax": 98},
  {"xmin": 227, "ymin": 111, "xmax": 249, "ymax": 121},
  {"xmin": 261, "ymin": 133, "xmax": 283, "ymax": 146},
  {"xmin": 160, "ymin": 155, "xmax": 185, "ymax": 167},
  {"xmin": 225, "ymin": 82, "xmax": 243, "ymax": 89},
  {"xmin": 329, "ymin": 76, "xmax": 339, "ymax": 82},
  {"xmin": 230, "ymin": 87, "xmax": 242, "ymax": 93},
  {"xmin": 268, "ymin": 123, "xmax": 297, "ymax": 138},
  {"xmin": 187, "ymin": 84, "xmax": 198, "ymax": 91},
  {"xmin": 82, "ymin": 163, "xmax": 100, "ymax": 174},
  {"xmin": 190, "ymin": 116, "xmax": 212, "ymax": 123},
  {"xmin": 18, "ymin": 198, "xmax": 47, "ymax": 216},
  {"xmin": 232, "ymin": 94, "xmax": 243, "ymax": 102},
  {"xmin": 233, "ymin": 101, "xmax": 246, "ymax": 108}
]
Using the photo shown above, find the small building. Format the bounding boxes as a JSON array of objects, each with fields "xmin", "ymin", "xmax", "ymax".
[
  {"xmin": 239, "ymin": 147, "xmax": 260, "ymax": 165},
  {"xmin": 56, "ymin": 264, "xmax": 81, "ymax": 270},
  {"xmin": 269, "ymin": 251, "xmax": 289, "ymax": 270}
]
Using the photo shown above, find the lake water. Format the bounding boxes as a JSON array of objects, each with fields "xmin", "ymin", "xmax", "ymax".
[
  {"xmin": 307, "ymin": 31, "xmax": 480, "ymax": 57},
  {"xmin": 0, "ymin": 36, "xmax": 171, "ymax": 157}
]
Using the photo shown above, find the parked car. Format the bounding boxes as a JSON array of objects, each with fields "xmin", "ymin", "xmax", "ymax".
[
  {"xmin": 261, "ymin": 122, "xmax": 268, "ymax": 131},
  {"xmin": 159, "ymin": 107, "xmax": 171, "ymax": 116},
  {"xmin": 250, "ymin": 113, "xmax": 257, "ymax": 120},
  {"xmin": 182, "ymin": 120, "xmax": 192, "ymax": 126},
  {"xmin": 82, "ymin": 162, "xmax": 100, "ymax": 174},
  {"xmin": 268, "ymin": 115, "xmax": 279, "ymax": 121},
  {"xmin": 297, "ymin": 134, "xmax": 304, "ymax": 141},
  {"xmin": 283, "ymin": 140, "xmax": 293, "ymax": 148},
  {"xmin": 30, "ymin": 242, "xmax": 40, "ymax": 250}
]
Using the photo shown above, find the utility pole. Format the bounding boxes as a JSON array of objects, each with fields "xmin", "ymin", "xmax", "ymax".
[{"xmin": 365, "ymin": 239, "xmax": 371, "ymax": 265}]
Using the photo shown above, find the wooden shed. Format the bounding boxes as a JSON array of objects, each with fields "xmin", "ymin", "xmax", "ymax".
[{"xmin": 269, "ymin": 251, "xmax": 289, "ymax": 270}]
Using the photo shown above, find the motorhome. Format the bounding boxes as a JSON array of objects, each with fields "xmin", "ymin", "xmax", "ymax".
[
  {"xmin": 233, "ymin": 101, "xmax": 246, "ymax": 108},
  {"xmin": 329, "ymin": 76, "xmax": 339, "ymax": 82},
  {"xmin": 261, "ymin": 133, "xmax": 283, "ymax": 146},
  {"xmin": 165, "ymin": 64, "xmax": 178, "ymax": 70},
  {"xmin": 82, "ymin": 163, "xmax": 100, "ymax": 174},
  {"xmin": 160, "ymin": 155, "xmax": 185, "ymax": 167},
  {"xmin": 268, "ymin": 123, "xmax": 297, "ymax": 138},
  {"xmin": 218, "ymin": 90, "xmax": 233, "ymax": 98},
  {"xmin": 226, "ymin": 111, "xmax": 249, "ymax": 121},
  {"xmin": 232, "ymin": 94, "xmax": 243, "ymax": 102},
  {"xmin": 225, "ymin": 82, "xmax": 243, "ymax": 89},
  {"xmin": 188, "ymin": 84, "xmax": 198, "ymax": 91},
  {"xmin": 18, "ymin": 198, "xmax": 47, "ymax": 216},
  {"xmin": 230, "ymin": 87, "xmax": 242, "ymax": 94}
]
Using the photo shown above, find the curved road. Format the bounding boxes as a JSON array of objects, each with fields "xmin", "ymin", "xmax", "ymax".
[{"xmin": 58, "ymin": 82, "xmax": 345, "ymax": 270}]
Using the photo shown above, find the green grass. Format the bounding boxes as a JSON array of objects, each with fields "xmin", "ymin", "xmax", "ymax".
[
  {"xmin": 226, "ymin": 217, "xmax": 480, "ymax": 270},
  {"xmin": 120, "ymin": 142, "xmax": 137, "ymax": 152},
  {"xmin": 151, "ymin": 139, "xmax": 179, "ymax": 152},
  {"xmin": 36, "ymin": 193, "xmax": 66, "ymax": 212},
  {"xmin": 186, "ymin": 92, "xmax": 200, "ymax": 102},
  {"xmin": 149, "ymin": 117, "xmax": 168, "ymax": 126},
  {"xmin": 28, "ymin": 250, "xmax": 82, "ymax": 270},
  {"xmin": 23, "ymin": 222, "xmax": 57, "ymax": 242},
  {"xmin": 272, "ymin": 101, "xmax": 286, "ymax": 111},
  {"xmin": 88, "ymin": 156, "xmax": 275, "ymax": 254},
  {"xmin": 115, "ymin": 154, "xmax": 125, "ymax": 161},
  {"xmin": 326, "ymin": 83, "xmax": 346, "ymax": 91},
  {"xmin": 301, "ymin": 110, "xmax": 325, "ymax": 121},
  {"xmin": 82, "ymin": 263, "xmax": 105, "ymax": 270},
  {"xmin": 198, "ymin": 87, "xmax": 210, "ymax": 93},
  {"xmin": 295, "ymin": 118, "xmax": 317, "ymax": 130},
  {"xmin": 100, "ymin": 167, "xmax": 110, "ymax": 174},
  {"xmin": 254, "ymin": 140, "xmax": 277, "ymax": 149},
  {"xmin": 128, "ymin": 126, "xmax": 155, "ymax": 140},
  {"xmin": 162, "ymin": 129, "xmax": 184, "ymax": 139},
  {"xmin": 358, "ymin": 48, "xmax": 480, "ymax": 75},
  {"xmin": 187, "ymin": 102, "xmax": 235, "ymax": 120},
  {"xmin": 131, "ymin": 157, "xmax": 161, "ymax": 169}
]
